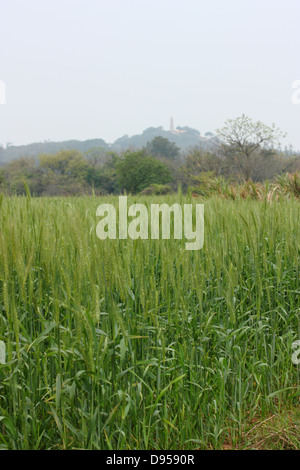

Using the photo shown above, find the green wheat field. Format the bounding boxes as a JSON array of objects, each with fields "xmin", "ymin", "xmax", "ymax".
[{"xmin": 0, "ymin": 194, "xmax": 299, "ymax": 450}]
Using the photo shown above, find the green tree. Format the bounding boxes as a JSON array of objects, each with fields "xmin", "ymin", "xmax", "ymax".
[
  {"xmin": 39, "ymin": 150, "xmax": 89, "ymax": 195},
  {"xmin": 116, "ymin": 151, "xmax": 172, "ymax": 194},
  {"xmin": 180, "ymin": 149, "xmax": 222, "ymax": 189},
  {"xmin": 146, "ymin": 136, "xmax": 180, "ymax": 160},
  {"xmin": 84, "ymin": 147, "xmax": 111, "ymax": 168},
  {"xmin": 5, "ymin": 157, "xmax": 44, "ymax": 195},
  {"xmin": 0, "ymin": 168, "xmax": 6, "ymax": 189},
  {"xmin": 39, "ymin": 150, "xmax": 88, "ymax": 179},
  {"xmin": 85, "ymin": 152, "xmax": 119, "ymax": 193}
]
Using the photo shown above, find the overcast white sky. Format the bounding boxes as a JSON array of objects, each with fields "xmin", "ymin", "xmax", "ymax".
[{"xmin": 0, "ymin": 0, "xmax": 300, "ymax": 149}]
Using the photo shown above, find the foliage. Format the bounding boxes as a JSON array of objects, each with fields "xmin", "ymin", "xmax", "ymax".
[
  {"xmin": 216, "ymin": 115, "xmax": 286, "ymax": 181},
  {"xmin": 146, "ymin": 136, "xmax": 180, "ymax": 160},
  {"xmin": 140, "ymin": 183, "xmax": 173, "ymax": 195},
  {"xmin": 4, "ymin": 158, "xmax": 44, "ymax": 195},
  {"xmin": 1, "ymin": 116, "xmax": 300, "ymax": 196},
  {"xmin": 276, "ymin": 172, "xmax": 300, "ymax": 198},
  {"xmin": 116, "ymin": 151, "xmax": 172, "ymax": 194},
  {"xmin": 190, "ymin": 171, "xmax": 300, "ymax": 201},
  {"xmin": 0, "ymin": 195, "xmax": 299, "ymax": 449}
]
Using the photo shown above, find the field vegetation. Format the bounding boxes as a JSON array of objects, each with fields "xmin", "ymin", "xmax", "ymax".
[{"xmin": 0, "ymin": 192, "xmax": 299, "ymax": 449}]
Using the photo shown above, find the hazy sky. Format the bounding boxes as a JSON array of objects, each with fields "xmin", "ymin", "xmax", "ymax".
[{"xmin": 1, "ymin": 0, "xmax": 300, "ymax": 149}]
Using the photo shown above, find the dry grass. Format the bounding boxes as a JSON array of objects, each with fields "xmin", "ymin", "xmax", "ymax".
[
  {"xmin": 191, "ymin": 172, "xmax": 300, "ymax": 201},
  {"xmin": 242, "ymin": 407, "xmax": 300, "ymax": 450}
]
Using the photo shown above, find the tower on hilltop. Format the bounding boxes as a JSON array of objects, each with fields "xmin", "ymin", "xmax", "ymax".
[
  {"xmin": 169, "ymin": 116, "xmax": 186, "ymax": 135},
  {"xmin": 170, "ymin": 116, "xmax": 175, "ymax": 133}
]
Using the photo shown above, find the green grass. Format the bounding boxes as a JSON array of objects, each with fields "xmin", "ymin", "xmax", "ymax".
[{"xmin": 0, "ymin": 194, "xmax": 299, "ymax": 449}]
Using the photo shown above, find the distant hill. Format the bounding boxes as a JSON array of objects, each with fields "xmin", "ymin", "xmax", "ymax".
[
  {"xmin": 0, "ymin": 138, "xmax": 109, "ymax": 164},
  {"xmin": 0, "ymin": 126, "xmax": 217, "ymax": 163},
  {"xmin": 112, "ymin": 126, "xmax": 217, "ymax": 153}
]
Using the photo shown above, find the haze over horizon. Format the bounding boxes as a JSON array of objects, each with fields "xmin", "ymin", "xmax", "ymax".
[{"xmin": 1, "ymin": 0, "xmax": 300, "ymax": 150}]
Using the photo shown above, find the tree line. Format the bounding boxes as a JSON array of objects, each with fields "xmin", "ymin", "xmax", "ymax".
[{"xmin": 0, "ymin": 116, "xmax": 299, "ymax": 196}]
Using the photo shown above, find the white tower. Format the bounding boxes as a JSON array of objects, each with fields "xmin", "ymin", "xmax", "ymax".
[{"xmin": 170, "ymin": 116, "xmax": 175, "ymax": 133}]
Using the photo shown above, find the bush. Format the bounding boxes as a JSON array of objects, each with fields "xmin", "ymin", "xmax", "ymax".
[
  {"xmin": 140, "ymin": 183, "xmax": 173, "ymax": 195},
  {"xmin": 116, "ymin": 151, "xmax": 172, "ymax": 194}
]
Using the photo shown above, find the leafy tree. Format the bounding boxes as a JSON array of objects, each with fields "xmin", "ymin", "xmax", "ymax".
[
  {"xmin": 0, "ymin": 168, "xmax": 7, "ymax": 189},
  {"xmin": 4, "ymin": 157, "xmax": 44, "ymax": 195},
  {"xmin": 38, "ymin": 150, "xmax": 89, "ymax": 195},
  {"xmin": 146, "ymin": 136, "xmax": 180, "ymax": 160},
  {"xmin": 180, "ymin": 149, "xmax": 222, "ymax": 190},
  {"xmin": 216, "ymin": 115, "xmax": 286, "ymax": 181},
  {"xmin": 84, "ymin": 147, "xmax": 113, "ymax": 168},
  {"xmin": 39, "ymin": 150, "xmax": 88, "ymax": 180},
  {"xmin": 116, "ymin": 151, "xmax": 172, "ymax": 194},
  {"xmin": 85, "ymin": 152, "xmax": 119, "ymax": 193}
]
